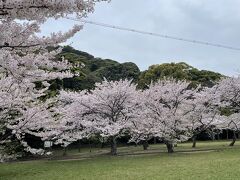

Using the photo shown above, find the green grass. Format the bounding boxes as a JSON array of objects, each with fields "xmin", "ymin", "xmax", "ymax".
[{"xmin": 1, "ymin": 141, "xmax": 240, "ymax": 180}]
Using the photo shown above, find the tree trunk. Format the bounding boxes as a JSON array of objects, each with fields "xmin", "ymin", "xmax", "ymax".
[
  {"xmin": 226, "ymin": 129, "xmax": 229, "ymax": 140},
  {"xmin": 154, "ymin": 137, "xmax": 157, "ymax": 144},
  {"xmin": 101, "ymin": 142, "xmax": 105, "ymax": 149},
  {"xmin": 78, "ymin": 140, "xmax": 81, "ymax": 153},
  {"xmin": 143, "ymin": 140, "xmax": 149, "ymax": 150},
  {"xmin": 89, "ymin": 142, "xmax": 92, "ymax": 153},
  {"xmin": 165, "ymin": 142, "xmax": 174, "ymax": 153},
  {"xmin": 229, "ymin": 131, "xmax": 237, "ymax": 146},
  {"xmin": 211, "ymin": 131, "xmax": 215, "ymax": 141},
  {"xmin": 192, "ymin": 135, "xmax": 197, "ymax": 148},
  {"xmin": 110, "ymin": 136, "xmax": 117, "ymax": 156},
  {"xmin": 63, "ymin": 146, "xmax": 67, "ymax": 156}
]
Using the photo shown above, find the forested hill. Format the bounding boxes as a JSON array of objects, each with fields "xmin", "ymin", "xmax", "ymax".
[
  {"xmin": 58, "ymin": 46, "xmax": 141, "ymax": 90},
  {"xmin": 56, "ymin": 46, "xmax": 223, "ymax": 91}
]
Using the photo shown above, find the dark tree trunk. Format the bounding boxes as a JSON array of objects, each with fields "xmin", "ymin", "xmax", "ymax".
[
  {"xmin": 110, "ymin": 136, "xmax": 117, "ymax": 156},
  {"xmin": 211, "ymin": 131, "xmax": 215, "ymax": 141},
  {"xmin": 89, "ymin": 143, "xmax": 92, "ymax": 153},
  {"xmin": 154, "ymin": 137, "xmax": 157, "ymax": 144},
  {"xmin": 78, "ymin": 140, "xmax": 81, "ymax": 153},
  {"xmin": 101, "ymin": 142, "xmax": 105, "ymax": 149},
  {"xmin": 143, "ymin": 140, "xmax": 149, "ymax": 150},
  {"xmin": 165, "ymin": 142, "xmax": 174, "ymax": 153},
  {"xmin": 192, "ymin": 135, "xmax": 197, "ymax": 148},
  {"xmin": 63, "ymin": 147, "xmax": 67, "ymax": 156},
  {"xmin": 226, "ymin": 129, "xmax": 229, "ymax": 140},
  {"xmin": 229, "ymin": 131, "xmax": 237, "ymax": 146}
]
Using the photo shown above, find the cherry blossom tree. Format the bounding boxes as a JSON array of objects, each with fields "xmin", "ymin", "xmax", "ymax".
[
  {"xmin": 48, "ymin": 90, "xmax": 95, "ymax": 153},
  {"xmin": 0, "ymin": 0, "xmax": 109, "ymax": 21},
  {"xmin": 88, "ymin": 79, "xmax": 138, "ymax": 155},
  {"xmin": 223, "ymin": 113, "xmax": 240, "ymax": 146},
  {"xmin": 0, "ymin": 0, "xmax": 109, "ymax": 161},
  {"xmin": 188, "ymin": 86, "xmax": 222, "ymax": 148},
  {"xmin": 0, "ymin": 21, "xmax": 77, "ymax": 161},
  {"xmin": 217, "ymin": 77, "xmax": 240, "ymax": 146},
  {"xmin": 128, "ymin": 90, "xmax": 158, "ymax": 151},
  {"xmin": 58, "ymin": 79, "xmax": 138, "ymax": 155},
  {"xmin": 130, "ymin": 79, "xmax": 198, "ymax": 153}
]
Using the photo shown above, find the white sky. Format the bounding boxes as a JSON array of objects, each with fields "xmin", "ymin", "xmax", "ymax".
[{"xmin": 41, "ymin": 0, "xmax": 240, "ymax": 76}]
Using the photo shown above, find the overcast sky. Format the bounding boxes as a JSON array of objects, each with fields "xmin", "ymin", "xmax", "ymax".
[{"xmin": 41, "ymin": 0, "xmax": 240, "ymax": 76}]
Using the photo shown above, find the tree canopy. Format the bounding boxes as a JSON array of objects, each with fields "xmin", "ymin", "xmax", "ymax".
[{"xmin": 138, "ymin": 62, "xmax": 223, "ymax": 89}]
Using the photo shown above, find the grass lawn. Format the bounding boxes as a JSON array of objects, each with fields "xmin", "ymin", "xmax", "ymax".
[{"xmin": 1, "ymin": 141, "xmax": 240, "ymax": 180}]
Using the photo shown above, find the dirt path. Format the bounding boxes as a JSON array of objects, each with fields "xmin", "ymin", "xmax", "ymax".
[{"xmin": 11, "ymin": 148, "xmax": 226, "ymax": 164}]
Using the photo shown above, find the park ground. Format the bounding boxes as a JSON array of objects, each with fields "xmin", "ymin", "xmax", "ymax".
[{"xmin": 1, "ymin": 140, "xmax": 240, "ymax": 180}]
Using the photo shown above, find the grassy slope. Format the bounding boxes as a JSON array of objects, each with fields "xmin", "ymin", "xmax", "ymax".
[{"xmin": 1, "ymin": 141, "xmax": 240, "ymax": 180}]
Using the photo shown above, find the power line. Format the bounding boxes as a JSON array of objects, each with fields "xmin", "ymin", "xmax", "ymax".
[{"xmin": 65, "ymin": 17, "xmax": 240, "ymax": 51}]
